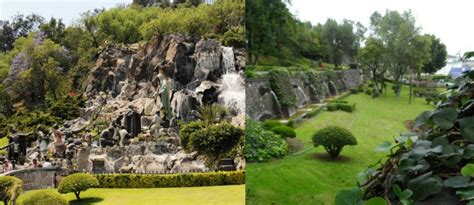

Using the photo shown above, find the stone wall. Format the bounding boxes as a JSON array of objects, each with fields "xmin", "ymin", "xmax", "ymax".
[
  {"xmin": 2, "ymin": 167, "xmax": 69, "ymax": 191},
  {"xmin": 245, "ymin": 78, "xmax": 282, "ymax": 120},
  {"xmin": 246, "ymin": 69, "xmax": 362, "ymax": 120}
]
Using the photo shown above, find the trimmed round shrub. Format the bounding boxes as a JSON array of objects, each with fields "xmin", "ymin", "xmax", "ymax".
[
  {"xmin": 312, "ymin": 126, "xmax": 357, "ymax": 158},
  {"xmin": 189, "ymin": 122, "xmax": 243, "ymax": 166},
  {"xmin": 262, "ymin": 120, "xmax": 284, "ymax": 130},
  {"xmin": 270, "ymin": 125, "xmax": 296, "ymax": 138},
  {"xmin": 58, "ymin": 173, "xmax": 99, "ymax": 200},
  {"xmin": 245, "ymin": 118, "xmax": 288, "ymax": 162},
  {"xmin": 0, "ymin": 176, "xmax": 23, "ymax": 205},
  {"xmin": 21, "ymin": 190, "xmax": 68, "ymax": 205},
  {"xmin": 179, "ymin": 120, "xmax": 208, "ymax": 151},
  {"xmin": 286, "ymin": 120, "xmax": 295, "ymax": 128}
]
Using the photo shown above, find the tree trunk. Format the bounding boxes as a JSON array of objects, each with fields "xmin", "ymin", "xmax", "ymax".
[
  {"xmin": 74, "ymin": 191, "xmax": 81, "ymax": 200},
  {"xmin": 408, "ymin": 73, "xmax": 413, "ymax": 104}
]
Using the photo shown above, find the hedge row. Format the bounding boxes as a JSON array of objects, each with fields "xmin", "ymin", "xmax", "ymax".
[
  {"xmin": 94, "ymin": 171, "xmax": 245, "ymax": 188},
  {"xmin": 327, "ymin": 103, "xmax": 356, "ymax": 113}
]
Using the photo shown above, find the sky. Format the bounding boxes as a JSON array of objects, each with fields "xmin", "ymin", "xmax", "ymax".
[
  {"xmin": 288, "ymin": 0, "xmax": 474, "ymax": 55},
  {"xmin": 0, "ymin": 0, "xmax": 133, "ymax": 26}
]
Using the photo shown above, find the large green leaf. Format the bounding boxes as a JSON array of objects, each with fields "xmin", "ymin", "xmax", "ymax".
[
  {"xmin": 430, "ymin": 107, "xmax": 458, "ymax": 130},
  {"xmin": 464, "ymin": 145, "xmax": 474, "ymax": 159},
  {"xmin": 461, "ymin": 164, "xmax": 474, "ymax": 177},
  {"xmin": 444, "ymin": 176, "xmax": 474, "ymax": 188},
  {"xmin": 407, "ymin": 172, "xmax": 443, "ymax": 201},
  {"xmin": 375, "ymin": 141, "xmax": 393, "ymax": 153},
  {"xmin": 456, "ymin": 188, "xmax": 474, "ymax": 201},
  {"xmin": 414, "ymin": 111, "xmax": 432, "ymax": 128},
  {"xmin": 335, "ymin": 189, "xmax": 363, "ymax": 205},
  {"xmin": 459, "ymin": 117, "xmax": 474, "ymax": 142},
  {"xmin": 364, "ymin": 197, "xmax": 387, "ymax": 205}
]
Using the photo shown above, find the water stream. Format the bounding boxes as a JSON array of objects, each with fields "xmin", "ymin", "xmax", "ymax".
[{"xmin": 219, "ymin": 46, "xmax": 244, "ymax": 114}]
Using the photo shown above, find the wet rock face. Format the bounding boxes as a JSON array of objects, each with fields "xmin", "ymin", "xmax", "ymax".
[{"xmin": 193, "ymin": 39, "xmax": 223, "ymax": 82}]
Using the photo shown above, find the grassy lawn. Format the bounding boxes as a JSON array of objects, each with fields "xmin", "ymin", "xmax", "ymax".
[
  {"xmin": 12, "ymin": 185, "xmax": 245, "ymax": 205},
  {"xmin": 246, "ymin": 86, "xmax": 435, "ymax": 205}
]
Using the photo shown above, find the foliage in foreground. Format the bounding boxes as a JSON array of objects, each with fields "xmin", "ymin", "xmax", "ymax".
[
  {"xmin": 94, "ymin": 171, "xmax": 245, "ymax": 188},
  {"xmin": 21, "ymin": 190, "xmax": 68, "ymax": 205},
  {"xmin": 245, "ymin": 118, "xmax": 288, "ymax": 162},
  {"xmin": 336, "ymin": 71, "xmax": 474, "ymax": 204},
  {"xmin": 58, "ymin": 173, "xmax": 99, "ymax": 200},
  {"xmin": 312, "ymin": 126, "xmax": 357, "ymax": 158},
  {"xmin": 0, "ymin": 176, "xmax": 23, "ymax": 205}
]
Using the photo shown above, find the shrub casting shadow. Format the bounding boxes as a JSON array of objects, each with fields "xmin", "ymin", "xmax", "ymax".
[
  {"xmin": 70, "ymin": 197, "xmax": 104, "ymax": 205},
  {"xmin": 310, "ymin": 152, "xmax": 352, "ymax": 163}
]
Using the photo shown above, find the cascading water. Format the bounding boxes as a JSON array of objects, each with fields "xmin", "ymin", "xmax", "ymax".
[
  {"xmin": 322, "ymin": 82, "xmax": 330, "ymax": 96},
  {"xmin": 328, "ymin": 80, "xmax": 339, "ymax": 95},
  {"xmin": 296, "ymin": 86, "xmax": 310, "ymax": 105},
  {"xmin": 270, "ymin": 90, "xmax": 283, "ymax": 115},
  {"xmin": 221, "ymin": 46, "xmax": 236, "ymax": 73},
  {"xmin": 219, "ymin": 46, "xmax": 244, "ymax": 114}
]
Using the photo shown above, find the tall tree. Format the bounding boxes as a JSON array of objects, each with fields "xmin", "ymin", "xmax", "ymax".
[
  {"xmin": 370, "ymin": 10, "xmax": 423, "ymax": 97},
  {"xmin": 319, "ymin": 19, "xmax": 359, "ymax": 68},
  {"xmin": 357, "ymin": 37, "xmax": 387, "ymax": 95},
  {"xmin": 0, "ymin": 14, "xmax": 44, "ymax": 52},
  {"xmin": 422, "ymin": 34, "xmax": 447, "ymax": 74},
  {"xmin": 39, "ymin": 17, "xmax": 66, "ymax": 44}
]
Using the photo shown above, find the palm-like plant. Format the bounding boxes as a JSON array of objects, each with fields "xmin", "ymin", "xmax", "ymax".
[{"xmin": 195, "ymin": 104, "xmax": 229, "ymax": 124}]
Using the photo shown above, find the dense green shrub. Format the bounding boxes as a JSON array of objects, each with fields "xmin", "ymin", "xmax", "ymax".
[
  {"xmin": 188, "ymin": 122, "xmax": 243, "ymax": 166},
  {"xmin": 21, "ymin": 190, "xmax": 68, "ymax": 205},
  {"xmin": 327, "ymin": 104, "xmax": 338, "ymax": 111},
  {"xmin": 0, "ymin": 176, "xmax": 22, "ymax": 205},
  {"xmin": 179, "ymin": 120, "xmax": 208, "ymax": 151},
  {"xmin": 337, "ymin": 103, "xmax": 356, "ymax": 113},
  {"xmin": 350, "ymin": 88, "xmax": 358, "ymax": 94},
  {"xmin": 365, "ymin": 89, "xmax": 372, "ymax": 95},
  {"xmin": 58, "ymin": 173, "xmax": 99, "ymax": 200},
  {"xmin": 94, "ymin": 171, "xmax": 245, "ymax": 188},
  {"xmin": 262, "ymin": 120, "xmax": 284, "ymax": 130},
  {"xmin": 312, "ymin": 126, "xmax": 357, "ymax": 158},
  {"xmin": 268, "ymin": 69, "xmax": 297, "ymax": 108},
  {"xmin": 46, "ymin": 95, "xmax": 83, "ymax": 120},
  {"xmin": 245, "ymin": 118, "xmax": 288, "ymax": 162},
  {"xmin": 357, "ymin": 86, "xmax": 365, "ymax": 93},
  {"xmin": 286, "ymin": 120, "xmax": 295, "ymax": 128},
  {"xmin": 270, "ymin": 125, "xmax": 296, "ymax": 138},
  {"xmin": 221, "ymin": 27, "xmax": 245, "ymax": 47}
]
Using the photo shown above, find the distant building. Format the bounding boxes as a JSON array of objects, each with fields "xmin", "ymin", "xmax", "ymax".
[{"xmin": 436, "ymin": 54, "xmax": 472, "ymax": 78}]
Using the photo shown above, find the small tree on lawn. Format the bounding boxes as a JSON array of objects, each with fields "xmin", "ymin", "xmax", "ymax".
[
  {"xmin": 58, "ymin": 173, "xmax": 98, "ymax": 200},
  {"xmin": 312, "ymin": 126, "xmax": 357, "ymax": 158}
]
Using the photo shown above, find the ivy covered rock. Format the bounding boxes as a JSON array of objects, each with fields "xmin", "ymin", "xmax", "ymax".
[{"xmin": 268, "ymin": 69, "xmax": 297, "ymax": 108}]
